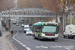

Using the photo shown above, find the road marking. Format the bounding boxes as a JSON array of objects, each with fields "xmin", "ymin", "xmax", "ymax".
[
  {"xmin": 63, "ymin": 45, "xmax": 75, "ymax": 50},
  {"xmin": 50, "ymin": 45, "xmax": 75, "ymax": 50},
  {"xmin": 36, "ymin": 45, "xmax": 48, "ymax": 49},
  {"xmin": 8, "ymin": 34, "xmax": 17, "ymax": 50},
  {"xmin": 36, "ymin": 46, "xmax": 40, "ymax": 48},
  {"xmin": 22, "ymin": 45, "xmax": 26, "ymax": 47},
  {"xmin": 20, "ymin": 43, "xmax": 23, "ymax": 45},
  {"xmin": 13, "ymin": 28, "xmax": 31, "ymax": 50},
  {"xmin": 40, "ymin": 45, "xmax": 48, "ymax": 48},
  {"xmin": 26, "ymin": 47, "xmax": 31, "ymax": 50}
]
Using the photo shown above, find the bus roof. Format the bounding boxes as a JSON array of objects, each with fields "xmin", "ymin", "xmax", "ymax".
[{"xmin": 33, "ymin": 22, "xmax": 58, "ymax": 26}]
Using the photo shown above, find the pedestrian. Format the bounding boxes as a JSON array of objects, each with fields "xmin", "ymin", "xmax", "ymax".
[{"xmin": 11, "ymin": 30, "xmax": 14, "ymax": 36}]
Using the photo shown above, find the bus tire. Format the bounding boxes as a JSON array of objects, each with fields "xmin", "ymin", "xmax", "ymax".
[
  {"xmin": 34, "ymin": 34, "xmax": 37, "ymax": 39},
  {"xmin": 63, "ymin": 35, "xmax": 66, "ymax": 38},
  {"xmin": 52, "ymin": 39, "xmax": 55, "ymax": 41},
  {"xmin": 34, "ymin": 36, "xmax": 37, "ymax": 39}
]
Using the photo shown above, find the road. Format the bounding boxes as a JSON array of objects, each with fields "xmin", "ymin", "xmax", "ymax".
[{"xmin": 9, "ymin": 22, "xmax": 75, "ymax": 50}]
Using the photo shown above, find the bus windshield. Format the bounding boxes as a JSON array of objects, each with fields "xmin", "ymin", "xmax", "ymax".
[{"xmin": 42, "ymin": 26, "xmax": 57, "ymax": 33}]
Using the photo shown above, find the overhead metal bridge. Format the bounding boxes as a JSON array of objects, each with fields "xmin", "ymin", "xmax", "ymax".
[{"xmin": 1, "ymin": 8, "xmax": 62, "ymax": 18}]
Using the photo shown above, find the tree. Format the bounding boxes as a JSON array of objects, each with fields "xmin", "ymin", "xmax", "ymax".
[
  {"xmin": 58, "ymin": 0, "xmax": 75, "ymax": 31},
  {"xmin": 38, "ymin": 0, "xmax": 61, "ymax": 22},
  {"xmin": 51, "ymin": 0, "xmax": 61, "ymax": 22},
  {"xmin": 0, "ymin": 0, "xmax": 15, "ymax": 11}
]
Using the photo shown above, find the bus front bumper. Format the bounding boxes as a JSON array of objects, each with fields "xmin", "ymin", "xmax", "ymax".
[{"xmin": 40, "ymin": 36, "xmax": 58, "ymax": 40}]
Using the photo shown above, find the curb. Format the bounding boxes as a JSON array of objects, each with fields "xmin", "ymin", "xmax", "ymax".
[{"xmin": 5, "ymin": 34, "xmax": 15, "ymax": 50}]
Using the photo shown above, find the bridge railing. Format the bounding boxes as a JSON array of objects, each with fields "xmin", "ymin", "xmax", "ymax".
[{"xmin": 1, "ymin": 8, "xmax": 63, "ymax": 17}]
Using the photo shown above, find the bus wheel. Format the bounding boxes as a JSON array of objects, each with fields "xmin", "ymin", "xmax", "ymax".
[
  {"xmin": 63, "ymin": 35, "xmax": 66, "ymax": 38},
  {"xmin": 34, "ymin": 36, "xmax": 37, "ymax": 39},
  {"xmin": 24, "ymin": 31, "xmax": 26, "ymax": 33},
  {"xmin": 34, "ymin": 34, "xmax": 37, "ymax": 39},
  {"xmin": 52, "ymin": 39, "xmax": 55, "ymax": 41},
  {"xmin": 34, "ymin": 37, "xmax": 37, "ymax": 39}
]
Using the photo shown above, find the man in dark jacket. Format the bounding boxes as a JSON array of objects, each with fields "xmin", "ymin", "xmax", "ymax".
[{"xmin": 11, "ymin": 30, "xmax": 14, "ymax": 36}]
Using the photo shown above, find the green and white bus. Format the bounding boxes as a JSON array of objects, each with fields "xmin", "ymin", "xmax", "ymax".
[{"xmin": 32, "ymin": 22, "xmax": 59, "ymax": 41}]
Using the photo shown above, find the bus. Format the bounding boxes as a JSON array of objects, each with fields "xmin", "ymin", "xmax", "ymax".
[{"xmin": 32, "ymin": 22, "xmax": 59, "ymax": 41}]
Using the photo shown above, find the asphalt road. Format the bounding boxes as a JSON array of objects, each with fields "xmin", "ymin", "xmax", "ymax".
[{"xmin": 9, "ymin": 22, "xmax": 75, "ymax": 50}]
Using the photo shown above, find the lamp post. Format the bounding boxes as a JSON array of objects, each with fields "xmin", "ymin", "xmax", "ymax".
[
  {"xmin": 68, "ymin": 7, "xmax": 72, "ymax": 24},
  {"xmin": 6, "ymin": 0, "xmax": 11, "ymax": 32},
  {"xmin": 7, "ymin": 8, "xmax": 11, "ymax": 32},
  {"xmin": 9, "ymin": 9, "xmax": 10, "ymax": 32},
  {"xmin": 7, "ymin": 6, "xmax": 13, "ymax": 32}
]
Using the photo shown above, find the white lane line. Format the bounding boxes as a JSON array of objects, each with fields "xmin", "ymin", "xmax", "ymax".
[
  {"xmin": 36, "ymin": 45, "xmax": 48, "ymax": 49},
  {"xmin": 36, "ymin": 46, "xmax": 40, "ymax": 48},
  {"xmin": 22, "ymin": 45, "xmax": 26, "ymax": 47},
  {"xmin": 12, "ymin": 28, "xmax": 31, "ymax": 50},
  {"xmin": 26, "ymin": 47, "xmax": 31, "ymax": 50},
  {"xmin": 17, "ymin": 41, "xmax": 21, "ymax": 43},
  {"xmin": 40, "ymin": 45, "xmax": 48, "ymax": 48},
  {"xmin": 8, "ymin": 35, "xmax": 17, "ymax": 50},
  {"xmin": 20, "ymin": 43, "xmax": 23, "ymax": 45}
]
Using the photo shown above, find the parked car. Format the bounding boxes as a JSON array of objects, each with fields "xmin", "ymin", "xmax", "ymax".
[
  {"xmin": 16, "ymin": 23, "xmax": 19, "ymax": 26},
  {"xmin": 26, "ymin": 30, "xmax": 33, "ymax": 35},
  {"xmin": 13, "ymin": 21, "xmax": 16, "ymax": 24},
  {"xmin": 24, "ymin": 25, "xmax": 30, "ymax": 33},
  {"xmin": 63, "ymin": 24, "xmax": 75, "ymax": 39},
  {"xmin": 22, "ymin": 24, "xmax": 25, "ymax": 27}
]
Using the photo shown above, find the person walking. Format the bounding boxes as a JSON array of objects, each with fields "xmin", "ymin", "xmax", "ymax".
[{"xmin": 11, "ymin": 30, "xmax": 14, "ymax": 36}]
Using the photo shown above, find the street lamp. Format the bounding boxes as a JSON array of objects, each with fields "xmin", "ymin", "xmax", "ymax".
[
  {"xmin": 7, "ymin": 7, "xmax": 13, "ymax": 32},
  {"xmin": 7, "ymin": 8, "xmax": 11, "ymax": 32}
]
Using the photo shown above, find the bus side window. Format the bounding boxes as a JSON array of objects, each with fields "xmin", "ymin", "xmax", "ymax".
[
  {"xmin": 34, "ymin": 25, "xmax": 42, "ymax": 32},
  {"xmin": 56, "ymin": 26, "xmax": 59, "ymax": 33},
  {"xmin": 58, "ymin": 26, "xmax": 60, "ymax": 30}
]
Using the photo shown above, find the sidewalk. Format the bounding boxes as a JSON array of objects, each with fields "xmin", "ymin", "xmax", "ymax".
[{"xmin": 0, "ymin": 27, "xmax": 15, "ymax": 50}]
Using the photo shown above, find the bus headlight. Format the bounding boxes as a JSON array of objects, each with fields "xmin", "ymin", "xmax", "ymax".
[
  {"xmin": 41, "ymin": 33, "xmax": 42, "ymax": 35},
  {"xmin": 57, "ymin": 34, "xmax": 59, "ymax": 36},
  {"xmin": 41, "ymin": 33, "xmax": 45, "ymax": 36},
  {"xmin": 55, "ymin": 34, "xmax": 59, "ymax": 36}
]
